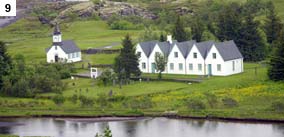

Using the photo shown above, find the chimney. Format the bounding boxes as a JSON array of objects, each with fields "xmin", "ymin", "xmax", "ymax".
[{"xmin": 167, "ymin": 35, "xmax": 173, "ymax": 44}]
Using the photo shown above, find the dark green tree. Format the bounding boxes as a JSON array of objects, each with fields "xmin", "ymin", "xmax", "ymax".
[
  {"xmin": 191, "ymin": 16, "xmax": 205, "ymax": 42},
  {"xmin": 0, "ymin": 41, "xmax": 12, "ymax": 90},
  {"xmin": 264, "ymin": 1, "xmax": 283, "ymax": 44},
  {"xmin": 159, "ymin": 32, "xmax": 166, "ymax": 42},
  {"xmin": 154, "ymin": 52, "xmax": 167, "ymax": 80},
  {"xmin": 239, "ymin": 13, "xmax": 267, "ymax": 61},
  {"xmin": 172, "ymin": 16, "xmax": 188, "ymax": 42},
  {"xmin": 268, "ymin": 28, "xmax": 284, "ymax": 81},
  {"xmin": 114, "ymin": 34, "xmax": 140, "ymax": 88},
  {"xmin": 215, "ymin": 3, "xmax": 242, "ymax": 42}
]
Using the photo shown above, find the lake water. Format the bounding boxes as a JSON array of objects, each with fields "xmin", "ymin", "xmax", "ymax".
[{"xmin": 1, "ymin": 117, "xmax": 284, "ymax": 137}]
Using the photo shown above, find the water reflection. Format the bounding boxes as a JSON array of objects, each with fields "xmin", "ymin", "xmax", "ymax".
[{"xmin": 0, "ymin": 118, "xmax": 284, "ymax": 137}]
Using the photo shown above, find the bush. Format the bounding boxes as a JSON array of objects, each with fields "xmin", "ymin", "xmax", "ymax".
[
  {"xmin": 271, "ymin": 101, "xmax": 284, "ymax": 112},
  {"xmin": 186, "ymin": 99, "xmax": 206, "ymax": 110},
  {"xmin": 70, "ymin": 94, "xmax": 78, "ymax": 104},
  {"xmin": 222, "ymin": 97, "xmax": 238, "ymax": 107},
  {"xmin": 123, "ymin": 96, "xmax": 153, "ymax": 109},
  {"xmin": 79, "ymin": 95, "xmax": 94, "ymax": 107},
  {"xmin": 110, "ymin": 20, "xmax": 142, "ymax": 30},
  {"xmin": 52, "ymin": 94, "xmax": 65, "ymax": 106}
]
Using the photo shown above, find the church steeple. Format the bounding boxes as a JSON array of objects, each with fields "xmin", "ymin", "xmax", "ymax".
[{"xmin": 53, "ymin": 23, "xmax": 62, "ymax": 44}]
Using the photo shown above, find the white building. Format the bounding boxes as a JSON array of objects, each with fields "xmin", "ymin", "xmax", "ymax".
[
  {"xmin": 46, "ymin": 24, "xmax": 82, "ymax": 63},
  {"xmin": 136, "ymin": 36, "xmax": 244, "ymax": 76}
]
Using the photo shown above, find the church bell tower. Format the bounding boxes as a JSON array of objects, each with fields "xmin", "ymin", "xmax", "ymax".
[{"xmin": 53, "ymin": 23, "xmax": 62, "ymax": 44}]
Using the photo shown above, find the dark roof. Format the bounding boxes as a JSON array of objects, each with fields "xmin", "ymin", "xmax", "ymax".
[
  {"xmin": 176, "ymin": 40, "xmax": 196, "ymax": 58},
  {"xmin": 54, "ymin": 23, "xmax": 61, "ymax": 35},
  {"xmin": 195, "ymin": 41, "xmax": 214, "ymax": 59},
  {"xmin": 46, "ymin": 40, "xmax": 81, "ymax": 54},
  {"xmin": 157, "ymin": 41, "xmax": 175, "ymax": 56},
  {"xmin": 215, "ymin": 40, "xmax": 243, "ymax": 61},
  {"xmin": 138, "ymin": 40, "xmax": 243, "ymax": 61},
  {"xmin": 139, "ymin": 40, "xmax": 158, "ymax": 57}
]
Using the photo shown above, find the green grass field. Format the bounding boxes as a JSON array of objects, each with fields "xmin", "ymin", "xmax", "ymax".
[{"xmin": 0, "ymin": 18, "xmax": 140, "ymax": 63}]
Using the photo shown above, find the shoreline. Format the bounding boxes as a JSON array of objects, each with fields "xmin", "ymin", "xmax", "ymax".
[{"xmin": 1, "ymin": 114, "xmax": 284, "ymax": 124}]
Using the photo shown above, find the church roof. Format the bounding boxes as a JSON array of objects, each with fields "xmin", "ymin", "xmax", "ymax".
[{"xmin": 46, "ymin": 40, "xmax": 81, "ymax": 54}]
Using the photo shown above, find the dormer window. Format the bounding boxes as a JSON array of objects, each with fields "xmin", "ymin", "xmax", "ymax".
[
  {"xmin": 213, "ymin": 53, "xmax": 217, "ymax": 59},
  {"xmin": 193, "ymin": 53, "xmax": 197, "ymax": 58},
  {"xmin": 174, "ymin": 52, "xmax": 178, "ymax": 58}
]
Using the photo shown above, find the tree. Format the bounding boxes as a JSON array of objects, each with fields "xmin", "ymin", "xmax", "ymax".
[
  {"xmin": 191, "ymin": 16, "xmax": 205, "ymax": 42},
  {"xmin": 0, "ymin": 41, "xmax": 12, "ymax": 90},
  {"xmin": 138, "ymin": 27, "xmax": 158, "ymax": 42},
  {"xmin": 172, "ymin": 16, "xmax": 188, "ymax": 42},
  {"xmin": 268, "ymin": 28, "xmax": 284, "ymax": 81},
  {"xmin": 154, "ymin": 52, "xmax": 167, "ymax": 80},
  {"xmin": 159, "ymin": 32, "xmax": 166, "ymax": 42},
  {"xmin": 238, "ymin": 13, "xmax": 267, "ymax": 61},
  {"xmin": 215, "ymin": 3, "xmax": 242, "ymax": 42},
  {"xmin": 114, "ymin": 34, "xmax": 140, "ymax": 88},
  {"xmin": 98, "ymin": 68, "xmax": 116, "ymax": 86},
  {"xmin": 52, "ymin": 94, "xmax": 65, "ymax": 106},
  {"xmin": 264, "ymin": 1, "xmax": 283, "ymax": 44}
]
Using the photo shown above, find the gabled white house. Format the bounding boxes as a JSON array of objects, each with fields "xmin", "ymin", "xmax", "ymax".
[
  {"xmin": 136, "ymin": 35, "xmax": 244, "ymax": 76},
  {"xmin": 46, "ymin": 24, "xmax": 82, "ymax": 63}
]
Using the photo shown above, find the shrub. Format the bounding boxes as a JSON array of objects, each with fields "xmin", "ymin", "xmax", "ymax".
[
  {"xmin": 70, "ymin": 94, "xmax": 78, "ymax": 104},
  {"xmin": 271, "ymin": 101, "xmax": 284, "ymax": 112},
  {"xmin": 110, "ymin": 20, "xmax": 142, "ymax": 30},
  {"xmin": 222, "ymin": 97, "xmax": 238, "ymax": 107},
  {"xmin": 52, "ymin": 94, "xmax": 65, "ymax": 106},
  {"xmin": 79, "ymin": 95, "xmax": 94, "ymax": 107},
  {"xmin": 186, "ymin": 99, "xmax": 206, "ymax": 110}
]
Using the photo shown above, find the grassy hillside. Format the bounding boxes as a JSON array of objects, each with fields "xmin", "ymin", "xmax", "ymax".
[{"xmin": 0, "ymin": 18, "xmax": 141, "ymax": 63}]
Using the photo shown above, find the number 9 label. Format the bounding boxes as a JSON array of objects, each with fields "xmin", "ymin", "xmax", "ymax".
[{"xmin": 0, "ymin": 0, "xmax": 16, "ymax": 16}]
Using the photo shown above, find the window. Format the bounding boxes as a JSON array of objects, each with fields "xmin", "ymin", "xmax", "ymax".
[
  {"xmin": 193, "ymin": 53, "xmax": 197, "ymax": 58},
  {"xmin": 179, "ymin": 63, "xmax": 183, "ymax": 71},
  {"xmin": 198, "ymin": 64, "xmax": 202, "ymax": 71},
  {"xmin": 142, "ymin": 62, "xmax": 146, "ymax": 69},
  {"xmin": 76, "ymin": 52, "xmax": 79, "ymax": 58},
  {"xmin": 68, "ymin": 54, "xmax": 71, "ymax": 59},
  {"xmin": 213, "ymin": 53, "xmax": 217, "ymax": 59},
  {"xmin": 233, "ymin": 61, "xmax": 235, "ymax": 71},
  {"xmin": 217, "ymin": 64, "xmax": 221, "ymax": 71},
  {"xmin": 189, "ymin": 64, "xmax": 193, "ymax": 70},
  {"xmin": 170, "ymin": 63, "xmax": 174, "ymax": 70},
  {"xmin": 137, "ymin": 52, "xmax": 141, "ymax": 57},
  {"xmin": 174, "ymin": 52, "xmax": 178, "ymax": 58},
  {"xmin": 55, "ymin": 46, "xmax": 57, "ymax": 50},
  {"xmin": 72, "ymin": 53, "xmax": 75, "ymax": 58}
]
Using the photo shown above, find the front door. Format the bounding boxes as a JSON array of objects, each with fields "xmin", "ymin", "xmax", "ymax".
[
  {"xmin": 55, "ymin": 55, "xmax": 59, "ymax": 62},
  {"xmin": 151, "ymin": 63, "xmax": 156, "ymax": 73},
  {"xmin": 208, "ymin": 64, "xmax": 212, "ymax": 76}
]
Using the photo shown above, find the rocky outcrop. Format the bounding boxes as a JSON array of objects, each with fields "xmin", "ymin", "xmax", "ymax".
[{"xmin": 57, "ymin": 1, "xmax": 157, "ymax": 20}]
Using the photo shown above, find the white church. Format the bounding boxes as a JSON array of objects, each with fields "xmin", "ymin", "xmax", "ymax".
[
  {"xmin": 136, "ymin": 36, "xmax": 244, "ymax": 76},
  {"xmin": 46, "ymin": 24, "xmax": 82, "ymax": 63}
]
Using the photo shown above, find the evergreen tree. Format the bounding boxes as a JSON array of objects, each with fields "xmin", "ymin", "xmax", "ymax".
[
  {"xmin": 264, "ymin": 1, "xmax": 283, "ymax": 44},
  {"xmin": 155, "ymin": 52, "xmax": 167, "ymax": 80},
  {"xmin": 172, "ymin": 16, "xmax": 188, "ymax": 42},
  {"xmin": 191, "ymin": 17, "xmax": 205, "ymax": 42},
  {"xmin": 268, "ymin": 28, "xmax": 284, "ymax": 81},
  {"xmin": 0, "ymin": 41, "xmax": 12, "ymax": 90},
  {"xmin": 215, "ymin": 3, "xmax": 242, "ymax": 42},
  {"xmin": 159, "ymin": 33, "xmax": 166, "ymax": 42},
  {"xmin": 114, "ymin": 34, "xmax": 140, "ymax": 87},
  {"xmin": 239, "ymin": 13, "xmax": 267, "ymax": 61}
]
